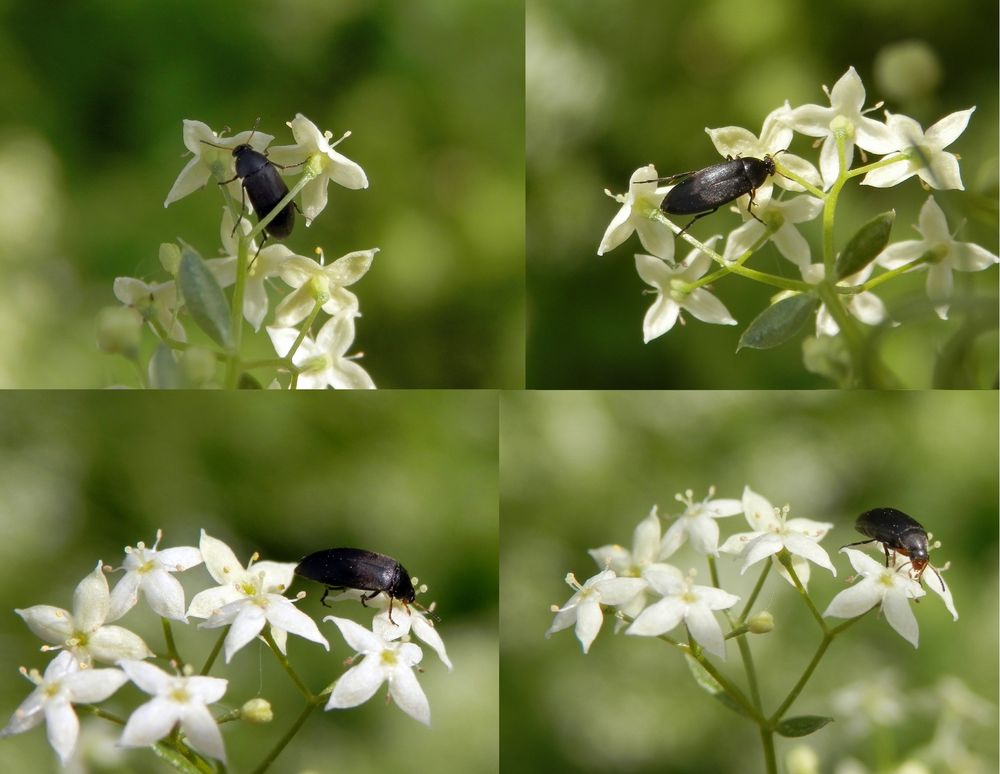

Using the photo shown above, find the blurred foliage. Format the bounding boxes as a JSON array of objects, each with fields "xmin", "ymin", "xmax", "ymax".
[
  {"xmin": 0, "ymin": 392, "xmax": 498, "ymax": 772},
  {"xmin": 0, "ymin": 0, "xmax": 523, "ymax": 387},
  {"xmin": 501, "ymin": 390, "xmax": 998, "ymax": 772},
  {"xmin": 526, "ymin": 0, "xmax": 998, "ymax": 388}
]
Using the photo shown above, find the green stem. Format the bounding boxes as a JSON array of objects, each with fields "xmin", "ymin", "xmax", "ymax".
[
  {"xmin": 760, "ymin": 726, "xmax": 777, "ymax": 774},
  {"xmin": 200, "ymin": 628, "xmax": 228, "ymax": 675},
  {"xmin": 162, "ymin": 618, "xmax": 182, "ymax": 664},
  {"xmin": 250, "ymin": 700, "xmax": 320, "ymax": 774},
  {"xmin": 262, "ymin": 628, "xmax": 314, "ymax": 701},
  {"xmin": 739, "ymin": 560, "xmax": 772, "ymax": 622}
]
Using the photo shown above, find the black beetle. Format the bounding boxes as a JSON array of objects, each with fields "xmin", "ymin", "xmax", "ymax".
[
  {"xmin": 843, "ymin": 507, "xmax": 945, "ymax": 590},
  {"xmin": 645, "ymin": 153, "xmax": 783, "ymax": 234},
  {"xmin": 202, "ymin": 119, "xmax": 299, "ymax": 245},
  {"xmin": 295, "ymin": 548, "xmax": 416, "ymax": 624}
]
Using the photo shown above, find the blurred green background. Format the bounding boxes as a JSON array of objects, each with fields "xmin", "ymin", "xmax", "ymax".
[
  {"xmin": 501, "ymin": 391, "xmax": 998, "ymax": 772},
  {"xmin": 0, "ymin": 391, "xmax": 498, "ymax": 773},
  {"xmin": 0, "ymin": 0, "xmax": 523, "ymax": 387},
  {"xmin": 526, "ymin": 0, "xmax": 999, "ymax": 388}
]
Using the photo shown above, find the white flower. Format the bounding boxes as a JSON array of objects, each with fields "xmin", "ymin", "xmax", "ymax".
[
  {"xmin": 118, "ymin": 660, "xmax": 228, "ymax": 762},
  {"xmin": 268, "ymin": 113, "xmax": 368, "ymax": 223},
  {"xmin": 113, "ymin": 277, "xmax": 186, "ymax": 343},
  {"xmin": 267, "ymin": 314, "xmax": 376, "ymax": 390},
  {"xmin": 861, "ymin": 108, "xmax": 975, "ymax": 190},
  {"xmin": 706, "ymin": 104, "xmax": 821, "ymax": 202},
  {"xmin": 659, "ymin": 488, "xmax": 743, "ymax": 558},
  {"xmin": 366, "ymin": 590, "xmax": 454, "ymax": 672},
  {"xmin": 720, "ymin": 194, "xmax": 824, "ymax": 269},
  {"xmin": 875, "ymin": 196, "xmax": 998, "ymax": 320},
  {"xmin": 16, "ymin": 562, "xmax": 153, "ymax": 666},
  {"xmin": 186, "ymin": 531, "xmax": 329, "ymax": 662},
  {"xmin": 635, "ymin": 243, "xmax": 737, "ymax": 342},
  {"xmin": 719, "ymin": 486, "xmax": 835, "ymax": 586},
  {"xmin": 164, "ymin": 119, "xmax": 273, "ymax": 208},
  {"xmin": 598, "ymin": 165, "xmax": 674, "ymax": 259},
  {"xmin": 107, "ymin": 530, "xmax": 202, "ymax": 622},
  {"xmin": 204, "ymin": 210, "xmax": 296, "ymax": 331},
  {"xmin": 323, "ymin": 616, "xmax": 431, "ymax": 726},
  {"xmin": 625, "ymin": 569, "xmax": 740, "ymax": 659},
  {"xmin": 0, "ymin": 652, "xmax": 127, "ymax": 765},
  {"xmin": 823, "ymin": 548, "xmax": 926, "ymax": 647},
  {"xmin": 588, "ymin": 506, "xmax": 672, "ymax": 618},
  {"xmin": 545, "ymin": 570, "xmax": 646, "ymax": 653},
  {"xmin": 788, "ymin": 66, "xmax": 897, "ymax": 188},
  {"xmin": 811, "ymin": 263, "xmax": 890, "ymax": 336},
  {"xmin": 274, "ymin": 248, "xmax": 377, "ymax": 327}
]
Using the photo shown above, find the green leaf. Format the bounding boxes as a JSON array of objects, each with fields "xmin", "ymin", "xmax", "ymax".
[
  {"xmin": 178, "ymin": 242, "xmax": 232, "ymax": 349},
  {"xmin": 834, "ymin": 210, "xmax": 894, "ymax": 280},
  {"xmin": 684, "ymin": 654, "xmax": 750, "ymax": 718},
  {"xmin": 775, "ymin": 715, "xmax": 834, "ymax": 737},
  {"xmin": 148, "ymin": 344, "xmax": 182, "ymax": 389},
  {"xmin": 738, "ymin": 294, "xmax": 819, "ymax": 351}
]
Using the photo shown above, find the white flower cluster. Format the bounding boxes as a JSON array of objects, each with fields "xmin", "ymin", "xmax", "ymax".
[
  {"xmin": 1, "ymin": 530, "xmax": 449, "ymax": 768},
  {"xmin": 110, "ymin": 114, "xmax": 377, "ymax": 389},
  {"xmin": 598, "ymin": 67, "xmax": 997, "ymax": 342},
  {"xmin": 547, "ymin": 486, "xmax": 957, "ymax": 657}
]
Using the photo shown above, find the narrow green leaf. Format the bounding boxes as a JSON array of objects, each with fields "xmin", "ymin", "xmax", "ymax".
[
  {"xmin": 834, "ymin": 210, "xmax": 894, "ymax": 280},
  {"xmin": 178, "ymin": 242, "xmax": 232, "ymax": 349},
  {"xmin": 775, "ymin": 715, "xmax": 834, "ymax": 737},
  {"xmin": 738, "ymin": 295, "xmax": 819, "ymax": 351},
  {"xmin": 684, "ymin": 654, "xmax": 750, "ymax": 718},
  {"xmin": 148, "ymin": 344, "xmax": 182, "ymax": 389}
]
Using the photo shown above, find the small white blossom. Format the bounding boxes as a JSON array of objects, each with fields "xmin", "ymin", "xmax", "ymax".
[
  {"xmin": 625, "ymin": 569, "xmax": 740, "ymax": 659},
  {"xmin": 118, "ymin": 660, "xmax": 228, "ymax": 762},
  {"xmin": 598, "ymin": 165, "xmax": 674, "ymax": 259},
  {"xmin": 323, "ymin": 616, "xmax": 431, "ymax": 726},
  {"xmin": 788, "ymin": 66, "xmax": 896, "ymax": 188},
  {"xmin": 720, "ymin": 194, "xmax": 824, "ymax": 269},
  {"xmin": 16, "ymin": 562, "xmax": 153, "ymax": 667},
  {"xmin": 719, "ymin": 486, "xmax": 835, "ymax": 585},
  {"xmin": 204, "ymin": 211, "xmax": 296, "ymax": 331},
  {"xmin": 659, "ymin": 488, "xmax": 743, "ymax": 558},
  {"xmin": 187, "ymin": 531, "xmax": 328, "ymax": 662},
  {"xmin": 267, "ymin": 313, "xmax": 376, "ymax": 390},
  {"xmin": 545, "ymin": 570, "xmax": 646, "ymax": 653},
  {"xmin": 107, "ymin": 530, "xmax": 202, "ymax": 622},
  {"xmin": 588, "ymin": 506, "xmax": 675, "ymax": 618},
  {"xmin": 706, "ymin": 104, "xmax": 821, "ymax": 200},
  {"xmin": 823, "ymin": 548, "xmax": 925, "ymax": 647},
  {"xmin": 351, "ymin": 595, "xmax": 453, "ymax": 672},
  {"xmin": 811, "ymin": 263, "xmax": 890, "ymax": 336},
  {"xmin": 861, "ymin": 108, "xmax": 975, "ymax": 190},
  {"xmin": 0, "ymin": 652, "xmax": 127, "ymax": 765},
  {"xmin": 113, "ymin": 277, "xmax": 186, "ymax": 343},
  {"xmin": 876, "ymin": 196, "xmax": 998, "ymax": 320},
  {"xmin": 268, "ymin": 113, "xmax": 368, "ymax": 223},
  {"xmin": 274, "ymin": 248, "xmax": 377, "ymax": 327},
  {"xmin": 635, "ymin": 243, "xmax": 737, "ymax": 342},
  {"xmin": 164, "ymin": 119, "xmax": 273, "ymax": 208}
]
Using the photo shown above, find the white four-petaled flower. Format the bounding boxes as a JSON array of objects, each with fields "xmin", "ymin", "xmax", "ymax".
[
  {"xmin": 16, "ymin": 562, "xmax": 153, "ymax": 667},
  {"xmin": 108, "ymin": 530, "xmax": 203, "ymax": 622},
  {"xmin": 659, "ymin": 488, "xmax": 743, "ymax": 558},
  {"xmin": 323, "ymin": 616, "xmax": 431, "ymax": 726},
  {"xmin": 625, "ymin": 569, "xmax": 740, "ymax": 659},
  {"xmin": 0, "ymin": 651, "xmax": 127, "ymax": 765},
  {"xmin": 118, "ymin": 660, "xmax": 228, "ymax": 762},
  {"xmin": 186, "ymin": 531, "xmax": 329, "ymax": 662},
  {"xmin": 598, "ymin": 165, "xmax": 674, "ymax": 260},
  {"xmin": 719, "ymin": 486, "xmax": 835, "ymax": 587},
  {"xmin": 545, "ymin": 570, "xmax": 646, "ymax": 653},
  {"xmin": 823, "ymin": 548, "xmax": 926, "ymax": 647}
]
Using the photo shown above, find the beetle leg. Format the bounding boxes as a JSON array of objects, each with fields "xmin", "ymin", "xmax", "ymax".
[
  {"xmin": 745, "ymin": 189, "xmax": 767, "ymax": 226},
  {"xmin": 677, "ymin": 209, "xmax": 719, "ymax": 235}
]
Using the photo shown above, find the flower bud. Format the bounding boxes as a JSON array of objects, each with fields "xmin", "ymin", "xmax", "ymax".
[
  {"xmin": 749, "ymin": 611, "xmax": 774, "ymax": 634},
  {"xmin": 241, "ymin": 698, "xmax": 273, "ymax": 724}
]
